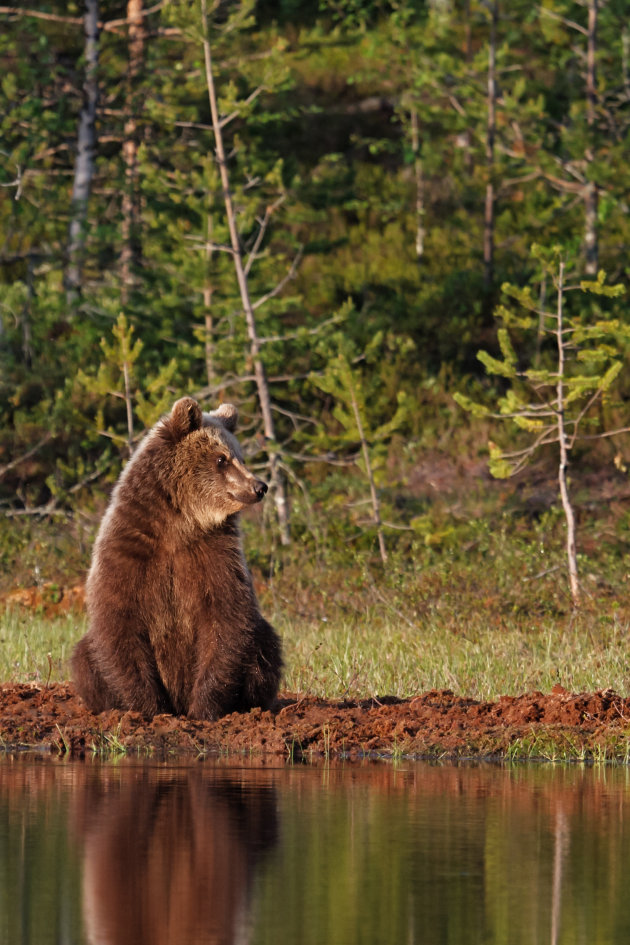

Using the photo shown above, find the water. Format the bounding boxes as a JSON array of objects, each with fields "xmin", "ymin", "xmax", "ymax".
[{"xmin": 1, "ymin": 758, "xmax": 630, "ymax": 945}]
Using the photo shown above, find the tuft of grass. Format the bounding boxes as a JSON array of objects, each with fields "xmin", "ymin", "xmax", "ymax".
[
  {"xmin": 502, "ymin": 730, "xmax": 630, "ymax": 764},
  {"xmin": 90, "ymin": 723, "xmax": 128, "ymax": 757}
]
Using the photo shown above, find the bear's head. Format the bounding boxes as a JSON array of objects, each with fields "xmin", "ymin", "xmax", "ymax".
[{"xmin": 157, "ymin": 397, "xmax": 268, "ymax": 528}]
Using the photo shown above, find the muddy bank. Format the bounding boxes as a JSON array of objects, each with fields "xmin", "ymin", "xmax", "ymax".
[{"xmin": 1, "ymin": 682, "xmax": 629, "ymax": 761}]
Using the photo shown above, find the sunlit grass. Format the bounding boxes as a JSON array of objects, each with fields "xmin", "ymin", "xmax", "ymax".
[
  {"xmin": 275, "ymin": 609, "xmax": 630, "ymax": 702},
  {"xmin": 263, "ymin": 511, "xmax": 630, "ymax": 701},
  {"xmin": 1, "ymin": 506, "xmax": 629, "ymax": 703},
  {"xmin": 0, "ymin": 610, "xmax": 86, "ymax": 685},
  {"xmin": 1, "ymin": 604, "xmax": 628, "ymax": 702}
]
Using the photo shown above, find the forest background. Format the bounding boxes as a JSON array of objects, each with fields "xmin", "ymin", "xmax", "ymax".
[{"xmin": 2, "ymin": 0, "xmax": 630, "ymax": 699}]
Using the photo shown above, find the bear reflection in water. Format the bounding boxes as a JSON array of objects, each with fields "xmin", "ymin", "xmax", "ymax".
[{"xmin": 73, "ymin": 767, "xmax": 278, "ymax": 945}]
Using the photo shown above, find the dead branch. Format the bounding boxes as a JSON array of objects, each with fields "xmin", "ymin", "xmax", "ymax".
[
  {"xmin": 0, "ymin": 1, "xmax": 167, "ymax": 32},
  {"xmin": 219, "ymin": 85, "xmax": 265, "ymax": 130},
  {"xmin": 538, "ymin": 4, "xmax": 588, "ymax": 37},
  {"xmin": 251, "ymin": 247, "xmax": 304, "ymax": 312},
  {"xmin": 0, "ymin": 434, "xmax": 53, "ymax": 481},
  {"xmin": 244, "ymin": 196, "xmax": 286, "ymax": 277},
  {"xmin": 259, "ymin": 312, "xmax": 342, "ymax": 346}
]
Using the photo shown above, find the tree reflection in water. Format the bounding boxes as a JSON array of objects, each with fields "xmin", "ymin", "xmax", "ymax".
[{"xmin": 2, "ymin": 761, "xmax": 630, "ymax": 945}]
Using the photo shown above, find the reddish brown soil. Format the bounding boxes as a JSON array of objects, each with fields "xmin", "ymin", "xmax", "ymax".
[{"xmin": 1, "ymin": 682, "xmax": 629, "ymax": 761}]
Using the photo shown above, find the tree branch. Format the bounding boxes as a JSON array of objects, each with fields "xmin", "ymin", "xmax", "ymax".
[
  {"xmin": 0, "ymin": 1, "xmax": 167, "ymax": 31},
  {"xmin": 244, "ymin": 195, "xmax": 285, "ymax": 276},
  {"xmin": 538, "ymin": 5, "xmax": 588, "ymax": 37},
  {"xmin": 251, "ymin": 247, "xmax": 303, "ymax": 312},
  {"xmin": 0, "ymin": 434, "xmax": 53, "ymax": 481}
]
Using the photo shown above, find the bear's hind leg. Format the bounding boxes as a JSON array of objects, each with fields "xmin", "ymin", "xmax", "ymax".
[
  {"xmin": 242, "ymin": 618, "xmax": 283, "ymax": 712},
  {"xmin": 71, "ymin": 636, "xmax": 118, "ymax": 714}
]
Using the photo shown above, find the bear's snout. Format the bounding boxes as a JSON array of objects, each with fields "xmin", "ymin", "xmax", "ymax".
[{"xmin": 226, "ymin": 472, "xmax": 268, "ymax": 506}]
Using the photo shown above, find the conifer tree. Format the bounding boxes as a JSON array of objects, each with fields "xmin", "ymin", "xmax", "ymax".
[
  {"xmin": 76, "ymin": 312, "xmax": 177, "ymax": 456},
  {"xmin": 455, "ymin": 245, "xmax": 628, "ymax": 604},
  {"xmin": 310, "ymin": 322, "xmax": 409, "ymax": 565}
]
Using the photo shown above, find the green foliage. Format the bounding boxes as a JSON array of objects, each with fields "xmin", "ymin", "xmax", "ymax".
[
  {"xmin": 457, "ymin": 247, "xmax": 629, "ymax": 477},
  {"xmin": 310, "ymin": 321, "xmax": 409, "ymax": 477},
  {"xmin": 1, "ymin": 0, "xmax": 630, "ymax": 591},
  {"xmin": 76, "ymin": 314, "xmax": 177, "ymax": 451}
]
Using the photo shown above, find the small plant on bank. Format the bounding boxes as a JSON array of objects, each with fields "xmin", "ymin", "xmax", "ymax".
[
  {"xmin": 455, "ymin": 245, "xmax": 629, "ymax": 606},
  {"xmin": 310, "ymin": 325, "xmax": 410, "ymax": 565}
]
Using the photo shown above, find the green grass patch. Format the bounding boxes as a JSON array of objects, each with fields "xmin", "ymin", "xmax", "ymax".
[
  {"xmin": 274, "ymin": 608, "xmax": 630, "ymax": 702},
  {"xmin": 1, "ymin": 599, "xmax": 628, "ymax": 701},
  {"xmin": 260, "ymin": 513, "xmax": 630, "ymax": 701},
  {"xmin": 0, "ymin": 609, "xmax": 86, "ymax": 685},
  {"xmin": 1, "ymin": 496, "xmax": 629, "ymax": 702}
]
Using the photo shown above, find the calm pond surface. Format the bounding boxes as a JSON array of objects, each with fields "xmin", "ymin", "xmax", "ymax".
[{"xmin": 1, "ymin": 757, "xmax": 630, "ymax": 944}]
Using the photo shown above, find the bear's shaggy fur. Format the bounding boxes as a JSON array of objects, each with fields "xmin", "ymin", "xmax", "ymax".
[{"xmin": 71, "ymin": 397, "xmax": 282, "ymax": 721}]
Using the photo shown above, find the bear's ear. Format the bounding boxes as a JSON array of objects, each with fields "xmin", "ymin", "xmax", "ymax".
[
  {"xmin": 208, "ymin": 403, "xmax": 238, "ymax": 433},
  {"xmin": 161, "ymin": 397, "xmax": 203, "ymax": 443}
]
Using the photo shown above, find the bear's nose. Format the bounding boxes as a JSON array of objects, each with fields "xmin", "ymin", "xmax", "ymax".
[{"xmin": 254, "ymin": 479, "xmax": 268, "ymax": 499}]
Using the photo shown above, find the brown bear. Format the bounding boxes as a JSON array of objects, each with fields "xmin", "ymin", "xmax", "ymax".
[{"xmin": 71, "ymin": 397, "xmax": 282, "ymax": 721}]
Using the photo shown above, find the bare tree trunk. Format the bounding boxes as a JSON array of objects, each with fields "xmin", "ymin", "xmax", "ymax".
[
  {"xmin": 120, "ymin": 0, "xmax": 144, "ymax": 302},
  {"xmin": 66, "ymin": 0, "xmax": 99, "ymax": 306},
  {"xmin": 462, "ymin": 0, "xmax": 475, "ymax": 175},
  {"xmin": 200, "ymin": 0, "xmax": 290, "ymax": 545},
  {"xmin": 203, "ymin": 212, "xmax": 215, "ymax": 389},
  {"xmin": 534, "ymin": 271, "xmax": 547, "ymax": 368},
  {"xmin": 555, "ymin": 260, "xmax": 580, "ymax": 605},
  {"xmin": 348, "ymin": 374, "xmax": 387, "ymax": 565},
  {"xmin": 409, "ymin": 108, "xmax": 425, "ymax": 262},
  {"xmin": 584, "ymin": 0, "xmax": 598, "ymax": 276},
  {"xmin": 122, "ymin": 358, "xmax": 134, "ymax": 456},
  {"xmin": 483, "ymin": 0, "xmax": 498, "ymax": 292},
  {"xmin": 23, "ymin": 255, "xmax": 35, "ymax": 368}
]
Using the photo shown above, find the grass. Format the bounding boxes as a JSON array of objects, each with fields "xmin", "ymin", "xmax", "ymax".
[
  {"xmin": 0, "ymin": 609, "xmax": 86, "ymax": 685},
  {"xmin": 249, "ymin": 504, "xmax": 630, "ymax": 701},
  {"xmin": 3, "ymin": 606, "xmax": 627, "ymax": 701},
  {"xmin": 272, "ymin": 610, "xmax": 630, "ymax": 702},
  {"xmin": 1, "ymin": 470, "xmax": 630, "ymax": 703},
  {"xmin": 90, "ymin": 723, "xmax": 129, "ymax": 757}
]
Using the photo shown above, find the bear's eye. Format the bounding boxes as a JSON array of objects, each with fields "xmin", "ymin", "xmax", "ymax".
[{"xmin": 217, "ymin": 455, "xmax": 228, "ymax": 469}]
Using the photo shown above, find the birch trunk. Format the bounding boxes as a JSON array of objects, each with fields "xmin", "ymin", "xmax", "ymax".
[
  {"xmin": 66, "ymin": 0, "xmax": 99, "ymax": 306},
  {"xmin": 120, "ymin": 0, "xmax": 144, "ymax": 302},
  {"xmin": 200, "ymin": 0, "xmax": 290, "ymax": 545},
  {"xmin": 584, "ymin": 0, "xmax": 599, "ymax": 276},
  {"xmin": 483, "ymin": 0, "xmax": 498, "ymax": 292},
  {"xmin": 555, "ymin": 260, "xmax": 580, "ymax": 605},
  {"xmin": 409, "ymin": 108, "xmax": 425, "ymax": 262}
]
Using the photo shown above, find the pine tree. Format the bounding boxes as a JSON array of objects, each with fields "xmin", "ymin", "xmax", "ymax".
[
  {"xmin": 455, "ymin": 245, "xmax": 628, "ymax": 604},
  {"xmin": 310, "ymin": 321, "xmax": 409, "ymax": 565}
]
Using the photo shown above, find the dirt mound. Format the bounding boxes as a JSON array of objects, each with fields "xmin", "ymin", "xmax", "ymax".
[
  {"xmin": 0, "ymin": 583, "xmax": 86, "ymax": 618},
  {"xmin": 1, "ymin": 682, "xmax": 629, "ymax": 761}
]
